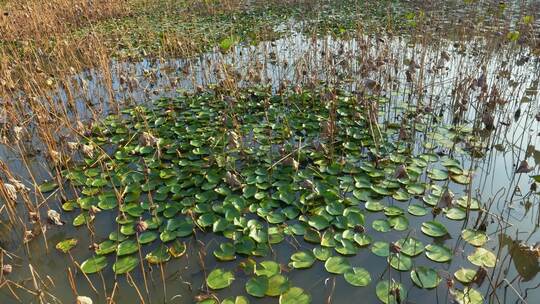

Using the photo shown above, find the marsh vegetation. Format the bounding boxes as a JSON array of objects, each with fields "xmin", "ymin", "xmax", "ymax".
[{"xmin": 0, "ymin": 1, "xmax": 539, "ymax": 303}]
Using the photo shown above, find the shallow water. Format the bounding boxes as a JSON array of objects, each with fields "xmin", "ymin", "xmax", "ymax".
[{"xmin": 0, "ymin": 25, "xmax": 539, "ymax": 304}]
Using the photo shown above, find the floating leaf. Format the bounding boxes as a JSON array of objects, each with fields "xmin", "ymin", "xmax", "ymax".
[
  {"xmin": 408, "ymin": 204, "xmax": 428, "ymax": 216},
  {"xmin": 289, "ymin": 251, "xmax": 315, "ymax": 269},
  {"xmin": 207, "ymin": 268, "xmax": 235, "ymax": 290},
  {"xmin": 324, "ymin": 256, "xmax": 351, "ymax": 274},
  {"xmin": 222, "ymin": 296, "xmax": 249, "ymax": 304},
  {"xmin": 146, "ymin": 244, "xmax": 171, "ymax": 264},
  {"xmin": 246, "ymin": 276, "xmax": 268, "ymax": 297},
  {"xmin": 396, "ymin": 238, "xmax": 424, "ymax": 257},
  {"xmin": 214, "ymin": 243, "xmax": 236, "ymax": 261},
  {"xmin": 80, "ymin": 255, "xmax": 107, "ymax": 274},
  {"xmin": 388, "ymin": 253, "xmax": 412, "ymax": 271},
  {"xmin": 344, "ymin": 267, "xmax": 371, "ymax": 287},
  {"xmin": 467, "ymin": 248, "xmax": 496, "ymax": 268},
  {"xmin": 421, "ymin": 221, "xmax": 448, "ymax": 237},
  {"xmin": 372, "ymin": 219, "xmax": 391, "ymax": 232},
  {"xmin": 425, "ymin": 244, "xmax": 452, "ymax": 263},
  {"xmin": 39, "ymin": 180, "xmax": 58, "ymax": 193},
  {"xmin": 371, "ymin": 242, "xmax": 390, "ymax": 257},
  {"xmin": 113, "ymin": 255, "xmax": 138, "ymax": 274},
  {"xmin": 454, "ymin": 268, "xmax": 476, "ymax": 283},
  {"xmin": 376, "ymin": 280, "xmax": 406, "ymax": 304},
  {"xmin": 265, "ymin": 274, "xmax": 289, "ymax": 297},
  {"xmin": 451, "ymin": 287, "xmax": 484, "ymax": 304},
  {"xmin": 313, "ymin": 247, "xmax": 332, "ymax": 261},
  {"xmin": 255, "ymin": 261, "xmax": 280, "ymax": 277},
  {"xmin": 411, "ymin": 267, "xmax": 441, "ymax": 289},
  {"xmin": 279, "ymin": 287, "xmax": 311, "ymax": 304},
  {"xmin": 462, "ymin": 229, "xmax": 488, "ymax": 247},
  {"xmin": 56, "ymin": 238, "xmax": 78, "ymax": 253}
]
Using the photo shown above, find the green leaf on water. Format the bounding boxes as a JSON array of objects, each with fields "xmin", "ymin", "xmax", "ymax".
[
  {"xmin": 425, "ymin": 244, "xmax": 452, "ymax": 263},
  {"xmin": 113, "ymin": 255, "xmax": 139, "ymax": 274},
  {"xmin": 206, "ymin": 268, "xmax": 235, "ymax": 290},
  {"xmin": 289, "ymin": 251, "xmax": 316, "ymax": 269},
  {"xmin": 56, "ymin": 238, "xmax": 78, "ymax": 253},
  {"xmin": 454, "ymin": 268, "xmax": 476, "ymax": 283},
  {"xmin": 245, "ymin": 275, "xmax": 268, "ymax": 298},
  {"xmin": 421, "ymin": 221, "xmax": 448, "ymax": 237},
  {"xmin": 279, "ymin": 287, "xmax": 311, "ymax": 304},
  {"xmin": 371, "ymin": 241, "xmax": 390, "ymax": 257},
  {"xmin": 80, "ymin": 255, "xmax": 107, "ymax": 274},
  {"xmin": 376, "ymin": 280, "xmax": 407, "ymax": 304},
  {"xmin": 324, "ymin": 256, "xmax": 351, "ymax": 274},
  {"xmin": 462, "ymin": 229, "xmax": 488, "ymax": 247},
  {"xmin": 146, "ymin": 244, "xmax": 171, "ymax": 264},
  {"xmin": 410, "ymin": 267, "xmax": 441, "ymax": 289},
  {"xmin": 467, "ymin": 247, "xmax": 496, "ymax": 268},
  {"xmin": 265, "ymin": 274, "xmax": 289, "ymax": 297},
  {"xmin": 344, "ymin": 267, "xmax": 371, "ymax": 287}
]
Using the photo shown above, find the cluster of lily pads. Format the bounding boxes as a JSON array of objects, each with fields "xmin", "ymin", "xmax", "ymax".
[{"xmin": 57, "ymin": 87, "xmax": 495, "ymax": 303}]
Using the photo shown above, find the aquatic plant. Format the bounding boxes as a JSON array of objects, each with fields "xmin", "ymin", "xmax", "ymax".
[{"xmin": 54, "ymin": 86, "xmax": 499, "ymax": 303}]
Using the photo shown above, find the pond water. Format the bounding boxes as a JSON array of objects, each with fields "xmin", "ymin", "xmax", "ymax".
[{"xmin": 0, "ymin": 22, "xmax": 539, "ymax": 304}]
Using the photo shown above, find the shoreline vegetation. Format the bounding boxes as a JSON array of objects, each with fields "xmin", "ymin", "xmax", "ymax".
[{"xmin": 0, "ymin": 1, "xmax": 539, "ymax": 303}]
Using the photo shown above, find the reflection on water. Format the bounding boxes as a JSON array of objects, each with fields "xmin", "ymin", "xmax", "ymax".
[{"xmin": 0, "ymin": 28, "xmax": 539, "ymax": 303}]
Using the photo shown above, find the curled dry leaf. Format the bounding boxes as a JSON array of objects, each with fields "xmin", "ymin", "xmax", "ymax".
[
  {"xmin": 81, "ymin": 144, "xmax": 94, "ymax": 158},
  {"xmin": 47, "ymin": 209, "xmax": 64, "ymax": 226},
  {"xmin": 225, "ymin": 171, "xmax": 242, "ymax": 189},
  {"xmin": 139, "ymin": 131, "xmax": 157, "ymax": 147},
  {"xmin": 2, "ymin": 264, "xmax": 12, "ymax": 275},
  {"xmin": 3, "ymin": 183, "xmax": 17, "ymax": 202},
  {"xmin": 394, "ymin": 164, "xmax": 408, "ymax": 179},
  {"xmin": 516, "ymin": 160, "xmax": 532, "ymax": 173},
  {"xmin": 437, "ymin": 189, "xmax": 454, "ymax": 208},
  {"xmin": 76, "ymin": 296, "xmax": 93, "ymax": 304}
]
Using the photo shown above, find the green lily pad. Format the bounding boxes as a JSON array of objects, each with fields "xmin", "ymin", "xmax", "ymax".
[
  {"xmin": 371, "ymin": 241, "xmax": 390, "ymax": 257},
  {"xmin": 39, "ymin": 180, "xmax": 58, "ymax": 193},
  {"xmin": 421, "ymin": 221, "xmax": 448, "ymax": 237},
  {"xmin": 372, "ymin": 219, "xmax": 391, "ymax": 232},
  {"xmin": 411, "ymin": 267, "xmax": 441, "ymax": 289},
  {"xmin": 246, "ymin": 276, "xmax": 268, "ymax": 297},
  {"xmin": 425, "ymin": 244, "xmax": 452, "ymax": 262},
  {"xmin": 222, "ymin": 296, "xmax": 249, "ymax": 304},
  {"xmin": 408, "ymin": 204, "xmax": 428, "ymax": 216},
  {"xmin": 427, "ymin": 168, "xmax": 448, "ymax": 181},
  {"xmin": 445, "ymin": 207, "xmax": 466, "ymax": 220},
  {"xmin": 451, "ymin": 287, "xmax": 484, "ymax": 304},
  {"xmin": 207, "ymin": 268, "xmax": 235, "ymax": 290},
  {"xmin": 255, "ymin": 261, "xmax": 280, "ymax": 277},
  {"xmin": 289, "ymin": 251, "xmax": 316, "ymax": 269},
  {"xmin": 454, "ymin": 268, "xmax": 477, "ymax": 283},
  {"xmin": 396, "ymin": 238, "xmax": 424, "ymax": 257},
  {"xmin": 138, "ymin": 231, "xmax": 158, "ymax": 244},
  {"xmin": 56, "ymin": 238, "xmax": 78, "ymax": 253},
  {"xmin": 80, "ymin": 255, "xmax": 107, "ymax": 274},
  {"xmin": 324, "ymin": 256, "xmax": 351, "ymax": 274},
  {"xmin": 117, "ymin": 240, "xmax": 138, "ymax": 256},
  {"xmin": 462, "ymin": 229, "xmax": 488, "ymax": 247},
  {"xmin": 388, "ymin": 253, "xmax": 413, "ymax": 271},
  {"xmin": 313, "ymin": 247, "xmax": 332, "ymax": 261},
  {"xmin": 146, "ymin": 244, "xmax": 171, "ymax": 264},
  {"xmin": 365, "ymin": 200, "xmax": 385, "ymax": 212},
  {"xmin": 113, "ymin": 255, "xmax": 139, "ymax": 274},
  {"xmin": 344, "ymin": 267, "xmax": 371, "ymax": 287},
  {"xmin": 376, "ymin": 280, "xmax": 407, "ymax": 304},
  {"xmin": 467, "ymin": 247, "xmax": 496, "ymax": 268},
  {"xmin": 265, "ymin": 274, "xmax": 289, "ymax": 297},
  {"xmin": 388, "ymin": 216, "xmax": 409, "ymax": 231},
  {"xmin": 279, "ymin": 287, "xmax": 311, "ymax": 304},
  {"xmin": 214, "ymin": 243, "xmax": 236, "ymax": 261}
]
